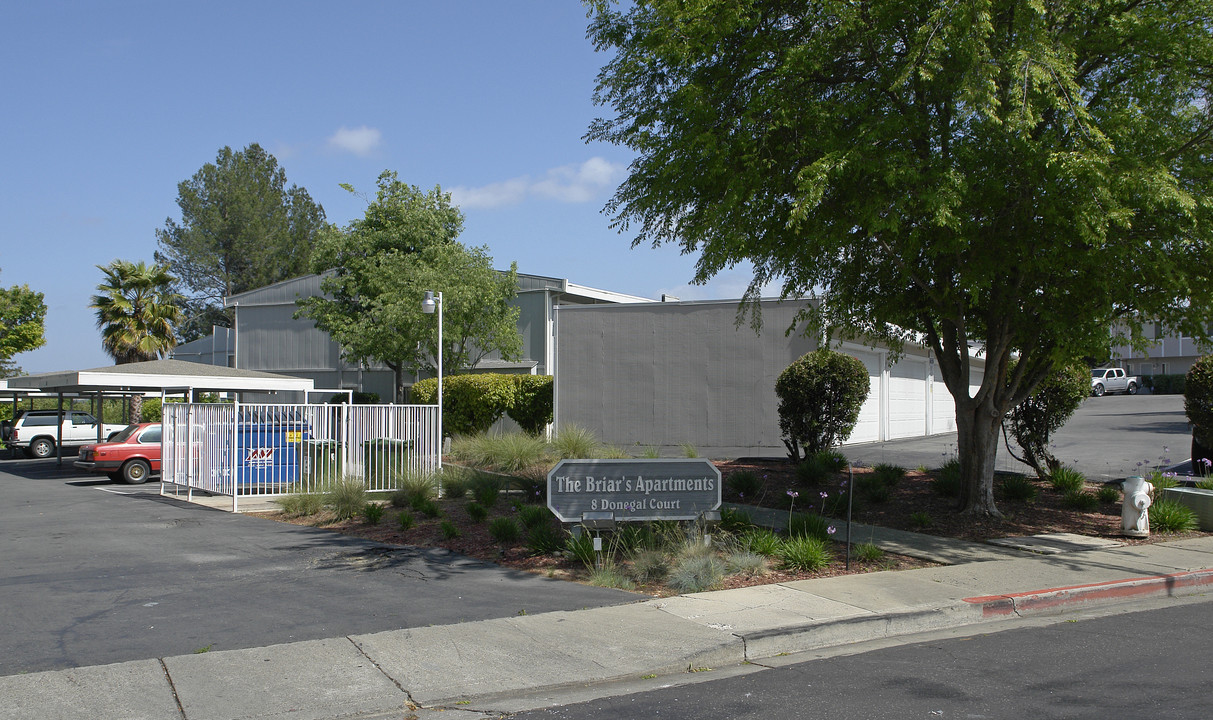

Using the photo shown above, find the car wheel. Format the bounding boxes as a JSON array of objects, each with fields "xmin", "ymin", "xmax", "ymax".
[
  {"xmin": 1127, "ymin": 382, "xmax": 1138, "ymax": 395},
  {"xmin": 121, "ymin": 459, "xmax": 151, "ymax": 484},
  {"xmin": 1092, "ymin": 383, "xmax": 1105, "ymax": 397},
  {"xmin": 31, "ymin": 438, "xmax": 54, "ymax": 458},
  {"xmin": 107, "ymin": 471, "xmax": 123, "ymax": 483}
]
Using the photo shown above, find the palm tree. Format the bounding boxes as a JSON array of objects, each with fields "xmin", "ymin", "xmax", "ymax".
[{"xmin": 91, "ymin": 260, "xmax": 183, "ymax": 421}]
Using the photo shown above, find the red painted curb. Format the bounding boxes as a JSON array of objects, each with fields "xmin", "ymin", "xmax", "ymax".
[{"xmin": 964, "ymin": 569, "xmax": 1213, "ymax": 618}]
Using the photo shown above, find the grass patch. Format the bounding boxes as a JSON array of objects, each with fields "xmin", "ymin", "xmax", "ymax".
[
  {"xmin": 549, "ymin": 424, "xmax": 600, "ymax": 459},
  {"xmin": 1049, "ymin": 466, "xmax": 1086, "ymax": 494},
  {"xmin": 326, "ymin": 476, "xmax": 367, "ymax": 520},
  {"xmin": 1150, "ymin": 498, "xmax": 1198, "ymax": 532},
  {"xmin": 999, "ymin": 474, "xmax": 1039, "ymax": 502},
  {"xmin": 778, "ymin": 535, "xmax": 832, "ymax": 572}
]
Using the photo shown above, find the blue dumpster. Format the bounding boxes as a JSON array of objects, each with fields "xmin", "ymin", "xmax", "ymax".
[{"xmin": 235, "ymin": 423, "xmax": 308, "ymax": 488}]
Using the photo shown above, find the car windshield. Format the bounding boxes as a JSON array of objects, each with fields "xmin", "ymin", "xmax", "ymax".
[{"xmin": 108, "ymin": 425, "xmax": 140, "ymax": 442}]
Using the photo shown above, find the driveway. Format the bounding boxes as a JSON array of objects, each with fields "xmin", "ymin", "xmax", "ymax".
[{"xmin": 0, "ymin": 460, "xmax": 637, "ymax": 676}]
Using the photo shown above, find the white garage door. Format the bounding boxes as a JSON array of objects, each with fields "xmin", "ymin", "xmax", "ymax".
[
  {"xmin": 888, "ymin": 358, "xmax": 928, "ymax": 439},
  {"xmin": 848, "ymin": 351, "xmax": 882, "ymax": 444}
]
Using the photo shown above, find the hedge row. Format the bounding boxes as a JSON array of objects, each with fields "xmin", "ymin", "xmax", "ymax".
[{"xmin": 411, "ymin": 374, "xmax": 553, "ymax": 436}]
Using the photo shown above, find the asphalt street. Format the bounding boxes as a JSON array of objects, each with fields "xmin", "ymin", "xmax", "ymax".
[
  {"xmin": 506, "ymin": 596, "xmax": 1213, "ymax": 720},
  {"xmin": 0, "ymin": 457, "xmax": 637, "ymax": 676}
]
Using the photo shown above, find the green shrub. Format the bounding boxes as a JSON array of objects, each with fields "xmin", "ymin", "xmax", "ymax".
[
  {"xmin": 516, "ymin": 504, "xmax": 551, "ymax": 530},
  {"xmin": 277, "ymin": 492, "xmax": 324, "ymax": 517},
  {"xmin": 1196, "ymin": 478, "xmax": 1213, "ymax": 491},
  {"xmin": 872, "ymin": 463, "xmax": 906, "ymax": 488},
  {"xmin": 526, "ymin": 523, "xmax": 565, "ymax": 554},
  {"xmin": 720, "ymin": 506, "xmax": 755, "ymax": 533},
  {"xmin": 587, "ymin": 564, "xmax": 636, "ymax": 590},
  {"xmin": 724, "ymin": 550, "xmax": 768, "ymax": 577},
  {"xmin": 787, "ymin": 512, "xmax": 831, "ymax": 541},
  {"xmin": 857, "ymin": 475, "xmax": 891, "ymax": 504},
  {"xmin": 1147, "ymin": 471, "xmax": 1179, "ymax": 492},
  {"xmin": 910, "ymin": 511, "xmax": 933, "ymax": 529},
  {"xmin": 1146, "ymin": 374, "xmax": 1185, "ymax": 395},
  {"xmin": 667, "ymin": 555, "xmax": 725, "ymax": 593},
  {"xmin": 398, "ymin": 510, "xmax": 415, "ymax": 531},
  {"xmin": 776, "ymin": 349, "xmax": 870, "ymax": 462},
  {"xmin": 1062, "ymin": 489, "xmax": 1100, "ymax": 511},
  {"xmin": 999, "ymin": 474, "xmax": 1039, "ymax": 502},
  {"xmin": 414, "ymin": 498, "xmax": 442, "ymax": 518},
  {"xmin": 440, "ymin": 520, "xmax": 461, "ymax": 539},
  {"xmin": 506, "ymin": 375, "xmax": 554, "ymax": 435},
  {"xmin": 855, "ymin": 542, "xmax": 884, "ymax": 563},
  {"xmin": 796, "ymin": 449, "xmax": 846, "ymax": 487},
  {"xmin": 1186, "ymin": 356, "xmax": 1213, "ymax": 449},
  {"xmin": 1048, "ymin": 466, "xmax": 1086, "ymax": 494},
  {"xmin": 326, "ymin": 476, "xmax": 367, "ymax": 520},
  {"xmin": 1150, "ymin": 498, "xmax": 1198, "ymax": 532},
  {"xmin": 933, "ymin": 459, "xmax": 961, "ymax": 497},
  {"xmin": 727, "ymin": 470, "xmax": 764, "ymax": 500},
  {"xmin": 778, "ymin": 535, "xmax": 832, "ymax": 572},
  {"xmin": 488, "ymin": 517, "xmax": 521, "ymax": 544},
  {"xmin": 629, "ymin": 548, "xmax": 671, "ymax": 584},
  {"xmin": 465, "ymin": 501, "xmax": 489, "ymax": 523},
  {"xmin": 391, "ymin": 469, "xmax": 438, "ymax": 507},
  {"xmin": 1004, "ymin": 359, "xmax": 1089, "ymax": 479},
  {"xmin": 566, "ymin": 532, "xmax": 597, "ymax": 568},
  {"xmin": 549, "ymin": 424, "xmax": 600, "ymax": 459},
  {"xmin": 1097, "ymin": 484, "xmax": 1122, "ymax": 503},
  {"xmin": 740, "ymin": 529, "xmax": 784, "ymax": 557},
  {"xmin": 441, "ymin": 472, "xmax": 470, "ymax": 499},
  {"xmin": 362, "ymin": 502, "xmax": 385, "ymax": 524},
  {"xmin": 471, "ymin": 475, "xmax": 504, "ymax": 508},
  {"xmin": 412, "ymin": 374, "xmax": 518, "ymax": 436}
]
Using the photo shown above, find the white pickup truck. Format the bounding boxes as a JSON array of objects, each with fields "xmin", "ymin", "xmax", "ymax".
[
  {"xmin": 1090, "ymin": 368, "xmax": 1141, "ymax": 396},
  {"xmin": 5, "ymin": 410, "xmax": 129, "ymax": 458}
]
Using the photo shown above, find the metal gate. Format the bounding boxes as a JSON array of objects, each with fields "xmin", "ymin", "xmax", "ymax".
[{"xmin": 160, "ymin": 402, "xmax": 441, "ymax": 511}]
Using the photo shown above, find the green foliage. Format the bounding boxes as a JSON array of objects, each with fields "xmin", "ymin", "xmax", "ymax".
[
  {"xmin": 414, "ymin": 498, "xmax": 442, "ymax": 519},
  {"xmin": 549, "ymin": 424, "xmax": 601, "ymax": 459},
  {"xmin": 440, "ymin": 472, "xmax": 469, "ymax": 499},
  {"xmin": 0, "ymin": 279, "xmax": 47, "ymax": 373},
  {"xmin": 297, "ymin": 170, "xmax": 520, "ymax": 402},
  {"xmin": 871, "ymin": 464, "xmax": 906, "ymax": 488},
  {"xmin": 90, "ymin": 260, "xmax": 183, "ymax": 364},
  {"xmin": 277, "ymin": 492, "xmax": 324, "ymax": 517},
  {"xmin": 933, "ymin": 459, "xmax": 962, "ymax": 497},
  {"xmin": 1097, "ymin": 484, "xmax": 1122, "ymax": 504},
  {"xmin": 398, "ymin": 510, "xmax": 415, "ymax": 531},
  {"xmin": 726, "ymin": 470, "xmax": 764, "ymax": 500},
  {"xmin": 507, "ymin": 375, "xmax": 554, "ymax": 436},
  {"xmin": 719, "ymin": 506, "xmax": 755, "ymax": 533},
  {"xmin": 362, "ymin": 502, "xmax": 384, "ymax": 525},
  {"xmin": 1150, "ymin": 499, "xmax": 1199, "ymax": 533},
  {"xmin": 440, "ymin": 520, "xmax": 460, "ymax": 539},
  {"xmin": 1147, "ymin": 471, "xmax": 1179, "ymax": 492},
  {"xmin": 778, "ymin": 536, "xmax": 832, "ymax": 572},
  {"xmin": 412, "ymin": 374, "xmax": 519, "ymax": 436},
  {"xmin": 465, "ymin": 502, "xmax": 488, "ymax": 523},
  {"xmin": 775, "ymin": 350, "xmax": 871, "ymax": 461},
  {"xmin": 526, "ymin": 523, "xmax": 565, "ymax": 554},
  {"xmin": 795, "ymin": 450, "xmax": 846, "ymax": 487},
  {"xmin": 326, "ymin": 476, "xmax": 367, "ymax": 520},
  {"xmin": 667, "ymin": 554, "xmax": 725, "ymax": 593},
  {"xmin": 999, "ymin": 475, "xmax": 1039, "ymax": 503},
  {"xmin": 587, "ymin": 0, "xmax": 1213, "ymax": 517},
  {"xmin": 1186, "ymin": 357, "xmax": 1213, "ymax": 448},
  {"xmin": 680, "ymin": 443, "xmax": 699, "ymax": 458},
  {"xmin": 1005, "ymin": 360, "xmax": 1090, "ymax": 479},
  {"xmin": 910, "ymin": 512, "xmax": 933, "ymax": 529},
  {"xmin": 1049, "ymin": 467, "xmax": 1087, "ymax": 494},
  {"xmin": 156, "ymin": 143, "xmax": 325, "ymax": 341},
  {"xmin": 1062, "ymin": 490, "xmax": 1100, "ymax": 512},
  {"xmin": 488, "ymin": 517, "xmax": 521, "ymax": 544},
  {"xmin": 787, "ymin": 512, "xmax": 831, "ymax": 541},
  {"xmin": 392, "ymin": 469, "xmax": 439, "ymax": 507},
  {"xmin": 470, "ymin": 474, "xmax": 504, "ymax": 508},
  {"xmin": 855, "ymin": 543, "xmax": 884, "ymax": 563},
  {"xmin": 724, "ymin": 550, "xmax": 768, "ymax": 577},
  {"xmin": 1196, "ymin": 478, "xmax": 1213, "ymax": 491},
  {"xmin": 516, "ymin": 505, "xmax": 551, "ymax": 530},
  {"xmin": 587, "ymin": 564, "xmax": 636, "ymax": 590},
  {"xmin": 1146, "ymin": 375, "xmax": 1186, "ymax": 395},
  {"xmin": 629, "ymin": 548, "xmax": 671, "ymax": 584},
  {"xmin": 565, "ymin": 532, "xmax": 597, "ymax": 568}
]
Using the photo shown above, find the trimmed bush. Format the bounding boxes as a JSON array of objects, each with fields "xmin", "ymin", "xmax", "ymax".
[
  {"xmin": 1186, "ymin": 356, "xmax": 1213, "ymax": 456},
  {"xmin": 507, "ymin": 375, "xmax": 554, "ymax": 435},
  {"xmin": 775, "ymin": 349, "xmax": 870, "ymax": 461},
  {"xmin": 412, "ymin": 374, "xmax": 518, "ymax": 436},
  {"xmin": 1146, "ymin": 374, "xmax": 1185, "ymax": 395},
  {"xmin": 1004, "ymin": 360, "xmax": 1089, "ymax": 479}
]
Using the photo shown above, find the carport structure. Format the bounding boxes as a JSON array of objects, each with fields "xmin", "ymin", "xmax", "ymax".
[{"xmin": 6, "ymin": 360, "xmax": 443, "ymax": 511}]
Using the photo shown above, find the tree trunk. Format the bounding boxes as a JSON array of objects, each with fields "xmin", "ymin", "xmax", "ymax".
[
  {"xmin": 131, "ymin": 394, "xmax": 144, "ymax": 424},
  {"xmin": 955, "ymin": 397, "xmax": 1003, "ymax": 516}
]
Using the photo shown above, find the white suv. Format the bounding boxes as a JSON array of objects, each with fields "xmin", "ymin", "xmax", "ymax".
[{"xmin": 5, "ymin": 410, "xmax": 128, "ymax": 459}]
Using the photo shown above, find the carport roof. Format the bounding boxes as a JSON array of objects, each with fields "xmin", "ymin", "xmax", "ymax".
[{"xmin": 4, "ymin": 359, "xmax": 315, "ymax": 395}]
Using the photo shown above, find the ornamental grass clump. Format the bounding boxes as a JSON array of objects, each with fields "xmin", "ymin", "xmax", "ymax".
[
  {"xmin": 740, "ymin": 528, "xmax": 783, "ymax": 557},
  {"xmin": 628, "ymin": 548, "xmax": 671, "ymax": 584},
  {"xmin": 666, "ymin": 554, "xmax": 725, "ymax": 593},
  {"xmin": 516, "ymin": 504, "xmax": 552, "ymax": 530},
  {"xmin": 872, "ymin": 463, "xmax": 906, "ymax": 488},
  {"xmin": 1062, "ymin": 489, "xmax": 1100, "ymax": 511},
  {"xmin": 933, "ymin": 458, "xmax": 961, "ymax": 497},
  {"xmin": 277, "ymin": 492, "xmax": 324, "ymax": 517},
  {"xmin": 727, "ymin": 470, "xmax": 764, "ymax": 500},
  {"xmin": 724, "ymin": 550, "xmax": 768, "ymax": 577},
  {"xmin": 361, "ymin": 502, "xmax": 385, "ymax": 525},
  {"xmin": 526, "ymin": 523, "xmax": 565, "ymax": 554},
  {"xmin": 549, "ymin": 424, "xmax": 601, "ymax": 459},
  {"xmin": 1048, "ymin": 466, "xmax": 1086, "ymax": 494},
  {"xmin": 326, "ymin": 476, "xmax": 367, "ymax": 520},
  {"xmin": 778, "ymin": 535, "xmax": 832, "ymax": 572},
  {"xmin": 1149, "ymin": 498, "xmax": 1199, "ymax": 533},
  {"xmin": 465, "ymin": 501, "xmax": 489, "ymax": 523},
  {"xmin": 999, "ymin": 474, "xmax": 1039, "ymax": 502},
  {"xmin": 787, "ymin": 511, "xmax": 832, "ymax": 541},
  {"xmin": 1096, "ymin": 484, "xmax": 1122, "ymax": 504},
  {"xmin": 488, "ymin": 517, "xmax": 521, "ymax": 544}
]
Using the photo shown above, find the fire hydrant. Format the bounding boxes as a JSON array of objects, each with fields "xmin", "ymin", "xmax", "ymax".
[{"xmin": 1121, "ymin": 476, "xmax": 1153, "ymax": 538}]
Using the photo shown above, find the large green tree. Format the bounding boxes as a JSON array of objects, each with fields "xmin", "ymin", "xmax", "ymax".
[
  {"xmin": 296, "ymin": 172, "xmax": 522, "ymax": 403},
  {"xmin": 587, "ymin": 0, "xmax": 1213, "ymax": 515},
  {"xmin": 0, "ymin": 274, "xmax": 47, "ymax": 376},
  {"xmin": 155, "ymin": 143, "xmax": 328, "ymax": 341}
]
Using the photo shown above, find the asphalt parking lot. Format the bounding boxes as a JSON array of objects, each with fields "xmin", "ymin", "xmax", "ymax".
[{"xmin": 0, "ymin": 458, "xmax": 637, "ymax": 677}]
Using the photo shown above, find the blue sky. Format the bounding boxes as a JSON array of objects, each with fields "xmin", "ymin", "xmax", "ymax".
[{"xmin": 1, "ymin": 1, "xmax": 758, "ymax": 374}]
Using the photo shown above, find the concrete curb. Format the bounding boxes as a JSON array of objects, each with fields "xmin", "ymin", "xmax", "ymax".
[{"xmin": 963, "ymin": 568, "xmax": 1213, "ymax": 618}]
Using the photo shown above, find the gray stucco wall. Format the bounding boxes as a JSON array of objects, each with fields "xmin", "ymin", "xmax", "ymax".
[{"xmin": 554, "ymin": 299, "xmax": 818, "ymax": 455}]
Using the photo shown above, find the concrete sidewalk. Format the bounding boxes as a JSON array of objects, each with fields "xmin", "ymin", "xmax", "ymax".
[{"xmin": 3, "ymin": 533, "xmax": 1211, "ymax": 720}]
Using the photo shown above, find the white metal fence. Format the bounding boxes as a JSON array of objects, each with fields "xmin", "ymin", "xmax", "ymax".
[{"xmin": 161, "ymin": 402, "xmax": 441, "ymax": 511}]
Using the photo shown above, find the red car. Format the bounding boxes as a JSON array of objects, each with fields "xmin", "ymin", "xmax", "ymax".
[{"xmin": 75, "ymin": 423, "xmax": 162, "ymax": 484}]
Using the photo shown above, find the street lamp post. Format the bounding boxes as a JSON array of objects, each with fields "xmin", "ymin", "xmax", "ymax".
[{"xmin": 421, "ymin": 290, "xmax": 443, "ymax": 468}]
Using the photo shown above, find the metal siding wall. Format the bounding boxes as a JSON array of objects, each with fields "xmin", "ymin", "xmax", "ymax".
[{"xmin": 556, "ymin": 301, "xmax": 816, "ymax": 453}]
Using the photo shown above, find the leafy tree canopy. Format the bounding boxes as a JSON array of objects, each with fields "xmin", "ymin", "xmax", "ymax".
[
  {"xmin": 155, "ymin": 143, "xmax": 328, "ymax": 341},
  {"xmin": 297, "ymin": 172, "xmax": 522, "ymax": 403},
  {"xmin": 0, "ymin": 274, "xmax": 47, "ymax": 376},
  {"xmin": 587, "ymin": 0, "xmax": 1213, "ymax": 515}
]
